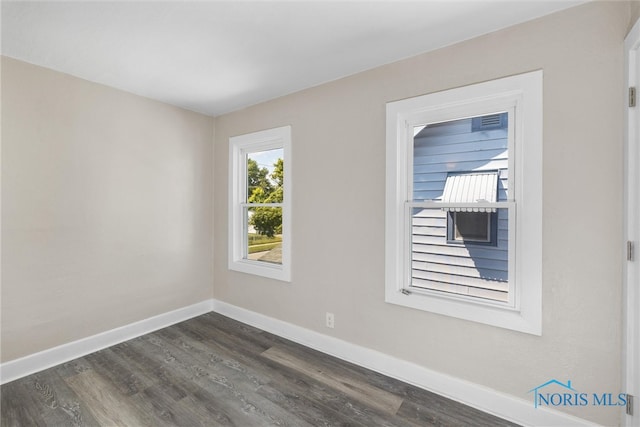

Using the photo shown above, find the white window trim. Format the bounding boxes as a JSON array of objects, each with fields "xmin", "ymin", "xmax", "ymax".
[
  {"xmin": 229, "ymin": 125, "xmax": 291, "ymax": 282},
  {"xmin": 385, "ymin": 71, "xmax": 542, "ymax": 335}
]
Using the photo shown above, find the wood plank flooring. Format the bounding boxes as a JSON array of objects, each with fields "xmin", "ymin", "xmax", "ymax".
[{"xmin": 1, "ymin": 312, "xmax": 519, "ymax": 426}]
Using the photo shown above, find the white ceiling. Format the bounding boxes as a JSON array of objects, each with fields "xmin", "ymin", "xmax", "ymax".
[{"xmin": 2, "ymin": 1, "xmax": 587, "ymax": 117}]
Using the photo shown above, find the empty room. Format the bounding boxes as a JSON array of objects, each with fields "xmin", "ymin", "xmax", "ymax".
[{"xmin": 2, "ymin": 1, "xmax": 640, "ymax": 426}]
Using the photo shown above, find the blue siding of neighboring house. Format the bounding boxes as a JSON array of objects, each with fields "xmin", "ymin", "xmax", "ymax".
[{"xmin": 412, "ymin": 115, "xmax": 509, "ymax": 302}]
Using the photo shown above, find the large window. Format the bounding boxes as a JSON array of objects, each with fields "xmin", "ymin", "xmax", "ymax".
[
  {"xmin": 385, "ymin": 72, "xmax": 542, "ymax": 335},
  {"xmin": 229, "ymin": 126, "xmax": 291, "ymax": 281}
]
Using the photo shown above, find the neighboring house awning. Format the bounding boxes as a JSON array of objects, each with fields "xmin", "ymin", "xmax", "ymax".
[{"xmin": 442, "ymin": 171, "xmax": 498, "ymax": 212}]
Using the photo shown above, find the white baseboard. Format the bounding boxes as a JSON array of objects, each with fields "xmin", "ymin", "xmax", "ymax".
[
  {"xmin": 0, "ymin": 298, "xmax": 599, "ymax": 426},
  {"xmin": 0, "ymin": 299, "xmax": 214, "ymax": 385},
  {"xmin": 211, "ymin": 299, "xmax": 599, "ymax": 427}
]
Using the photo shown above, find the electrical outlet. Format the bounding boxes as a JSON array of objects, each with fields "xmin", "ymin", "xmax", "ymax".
[{"xmin": 325, "ymin": 312, "xmax": 335, "ymax": 328}]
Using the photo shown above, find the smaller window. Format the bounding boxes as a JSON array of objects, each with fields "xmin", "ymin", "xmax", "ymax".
[
  {"xmin": 229, "ymin": 126, "xmax": 291, "ymax": 282},
  {"xmin": 443, "ymin": 171, "xmax": 499, "ymax": 246},
  {"xmin": 448, "ymin": 211, "xmax": 495, "ymax": 243}
]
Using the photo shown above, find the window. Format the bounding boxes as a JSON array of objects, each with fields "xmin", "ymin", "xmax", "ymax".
[
  {"xmin": 443, "ymin": 171, "xmax": 499, "ymax": 245},
  {"xmin": 229, "ymin": 126, "xmax": 291, "ymax": 281},
  {"xmin": 385, "ymin": 71, "xmax": 542, "ymax": 335},
  {"xmin": 448, "ymin": 211, "xmax": 495, "ymax": 244}
]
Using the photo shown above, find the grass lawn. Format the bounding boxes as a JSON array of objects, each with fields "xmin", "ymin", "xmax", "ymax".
[{"xmin": 248, "ymin": 234, "xmax": 282, "ymax": 254}]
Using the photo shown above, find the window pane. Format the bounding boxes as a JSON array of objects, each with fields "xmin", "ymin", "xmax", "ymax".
[
  {"xmin": 246, "ymin": 148, "xmax": 284, "ymax": 202},
  {"xmin": 454, "ymin": 212, "xmax": 490, "ymax": 242},
  {"xmin": 412, "ymin": 113, "xmax": 508, "ymax": 202},
  {"xmin": 411, "ymin": 207, "xmax": 509, "ymax": 302},
  {"xmin": 245, "ymin": 206, "xmax": 282, "ymax": 265}
]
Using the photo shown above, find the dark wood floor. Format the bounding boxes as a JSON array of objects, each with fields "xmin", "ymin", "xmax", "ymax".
[{"xmin": 1, "ymin": 312, "xmax": 519, "ymax": 426}]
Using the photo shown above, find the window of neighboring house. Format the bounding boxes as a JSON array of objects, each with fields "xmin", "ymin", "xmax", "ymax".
[
  {"xmin": 229, "ymin": 126, "xmax": 291, "ymax": 281},
  {"xmin": 443, "ymin": 170, "xmax": 500, "ymax": 246},
  {"xmin": 385, "ymin": 71, "xmax": 542, "ymax": 335},
  {"xmin": 448, "ymin": 211, "xmax": 494, "ymax": 244}
]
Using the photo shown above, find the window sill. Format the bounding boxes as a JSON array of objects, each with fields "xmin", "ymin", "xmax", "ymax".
[
  {"xmin": 229, "ymin": 259, "xmax": 291, "ymax": 282},
  {"xmin": 385, "ymin": 288, "xmax": 541, "ymax": 335}
]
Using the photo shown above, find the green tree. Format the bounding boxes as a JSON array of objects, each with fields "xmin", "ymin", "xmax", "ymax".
[
  {"xmin": 268, "ymin": 158, "xmax": 283, "ymax": 203},
  {"xmin": 247, "ymin": 158, "xmax": 272, "ymax": 199},
  {"xmin": 271, "ymin": 158, "xmax": 283, "ymax": 187},
  {"xmin": 249, "ymin": 158, "xmax": 283, "ymax": 237}
]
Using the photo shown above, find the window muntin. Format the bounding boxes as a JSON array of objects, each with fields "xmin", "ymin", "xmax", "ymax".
[
  {"xmin": 229, "ymin": 126, "xmax": 291, "ymax": 281},
  {"xmin": 385, "ymin": 71, "xmax": 542, "ymax": 335}
]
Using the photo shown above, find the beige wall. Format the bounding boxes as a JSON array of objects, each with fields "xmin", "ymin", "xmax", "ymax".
[
  {"xmin": 1, "ymin": 57, "xmax": 214, "ymax": 362},
  {"xmin": 213, "ymin": 2, "xmax": 628, "ymax": 424},
  {"xmin": 631, "ymin": 0, "xmax": 640, "ymax": 29}
]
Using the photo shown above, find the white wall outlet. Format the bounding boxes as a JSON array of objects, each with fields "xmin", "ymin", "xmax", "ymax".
[{"xmin": 325, "ymin": 312, "xmax": 335, "ymax": 328}]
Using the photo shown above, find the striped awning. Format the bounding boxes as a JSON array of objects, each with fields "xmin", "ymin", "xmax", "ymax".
[{"xmin": 442, "ymin": 171, "xmax": 498, "ymax": 212}]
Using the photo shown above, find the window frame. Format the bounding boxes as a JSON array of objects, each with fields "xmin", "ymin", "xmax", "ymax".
[
  {"xmin": 229, "ymin": 125, "xmax": 292, "ymax": 282},
  {"xmin": 385, "ymin": 71, "xmax": 542, "ymax": 335}
]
